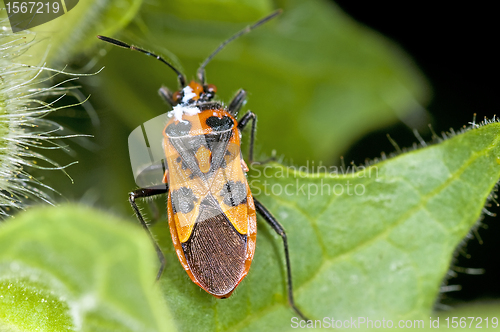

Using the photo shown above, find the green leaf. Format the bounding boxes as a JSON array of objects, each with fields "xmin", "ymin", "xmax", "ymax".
[
  {"xmin": 96, "ymin": 0, "xmax": 429, "ymax": 164},
  {"xmin": 153, "ymin": 122, "xmax": 500, "ymax": 331},
  {"xmin": 1, "ymin": 124, "xmax": 499, "ymax": 330},
  {"xmin": 0, "ymin": 205, "xmax": 173, "ymax": 332}
]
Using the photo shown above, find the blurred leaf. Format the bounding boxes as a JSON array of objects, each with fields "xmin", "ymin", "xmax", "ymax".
[
  {"xmin": 152, "ymin": 122, "xmax": 500, "ymax": 331},
  {"xmin": 157, "ymin": 0, "xmax": 273, "ymax": 22},
  {"xmin": 29, "ymin": 0, "xmax": 144, "ymax": 64},
  {"xmin": 96, "ymin": 0, "xmax": 429, "ymax": 165},
  {"xmin": 0, "ymin": 205, "xmax": 173, "ymax": 332}
]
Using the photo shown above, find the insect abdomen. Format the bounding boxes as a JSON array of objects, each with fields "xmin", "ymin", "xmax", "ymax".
[{"xmin": 181, "ymin": 198, "xmax": 247, "ymax": 296}]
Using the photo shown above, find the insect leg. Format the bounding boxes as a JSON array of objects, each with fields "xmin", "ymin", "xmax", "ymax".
[
  {"xmin": 253, "ymin": 198, "xmax": 310, "ymax": 321},
  {"xmin": 237, "ymin": 111, "xmax": 256, "ymax": 163},
  {"xmin": 129, "ymin": 184, "xmax": 169, "ymax": 280},
  {"xmin": 228, "ymin": 89, "xmax": 247, "ymax": 116},
  {"xmin": 158, "ymin": 86, "xmax": 175, "ymax": 106}
]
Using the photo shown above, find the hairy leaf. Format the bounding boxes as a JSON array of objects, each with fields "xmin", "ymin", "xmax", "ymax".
[
  {"xmin": 1, "ymin": 122, "xmax": 499, "ymax": 330},
  {"xmin": 154, "ymin": 122, "xmax": 500, "ymax": 331},
  {"xmin": 0, "ymin": 205, "xmax": 173, "ymax": 332}
]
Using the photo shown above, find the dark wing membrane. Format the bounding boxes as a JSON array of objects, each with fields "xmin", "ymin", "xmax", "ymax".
[{"xmin": 181, "ymin": 195, "xmax": 247, "ymax": 296}]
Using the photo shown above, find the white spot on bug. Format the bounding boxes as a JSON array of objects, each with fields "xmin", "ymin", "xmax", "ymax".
[
  {"xmin": 181, "ymin": 85, "xmax": 197, "ymax": 103},
  {"xmin": 167, "ymin": 85, "xmax": 201, "ymax": 122},
  {"xmin": 168, "ymin": 105, "xmax": 200, "ymax": 123}
]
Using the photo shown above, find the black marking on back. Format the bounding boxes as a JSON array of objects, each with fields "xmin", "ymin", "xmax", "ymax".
[
  {"xmin": 171, "ymin": 187, "xmax": 197, "ymax": 214},
  {"xmin": 169, "ymin": 136, "xmax": 206, "ymax": 180},
  {"xmin": 165, "ymin": 121, "xmax": 192, "ymax": 137},
  {"xmin": 169, "ymin": 131, "xmax": 233, "ymax": 178},
  {"xmin": 175, "ymin": 156, "xmax": 188, "ymax": 170},
  {"xmin": 220, "ymin": 181, "xmax": 247, "ymax": 207},
  {"xmin": 204, "ymin": 132, "xmax": 232, "ymax": 174},
  {"xmin": 182, "ymin": 196, "xmax": 247, "ymax": 295},
  {"xmin": 206, "ymin": 116, "xmax": 234, "ymax": 132}
]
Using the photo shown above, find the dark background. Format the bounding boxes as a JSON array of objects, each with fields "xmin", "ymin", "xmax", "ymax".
[{"xmin": 334, "ymin": 2, "xmax": 499, "ymax": 307}]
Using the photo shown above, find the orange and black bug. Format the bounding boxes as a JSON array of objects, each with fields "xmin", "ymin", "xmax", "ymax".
[{"xmin": 98, "ymin": 10, "xmax": 308, "ymax": 320}]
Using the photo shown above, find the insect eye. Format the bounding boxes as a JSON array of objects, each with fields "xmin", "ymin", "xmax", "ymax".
[
  {"xmin": 205, "ymin": 116, "xmax": 234, "ymax": 132},
  {"xmin": 165, "ymin": 121, "xmax": 192, "ymax": 137},
  {"xmin": 206, "ymin": 84, "xmax": 217, "ymax": 94},
  {"xmin": 172, "ymin": 91, "xmax": 182, "ymax": 104}
]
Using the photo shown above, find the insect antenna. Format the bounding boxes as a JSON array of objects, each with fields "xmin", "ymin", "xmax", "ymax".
[
  {"xmin": 196, "ymin": 9, "xmax": 282, "ymax": 85},
  {"xmin": 97, "ymin": 35, "xmax": 187, "ymax": 87}
]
